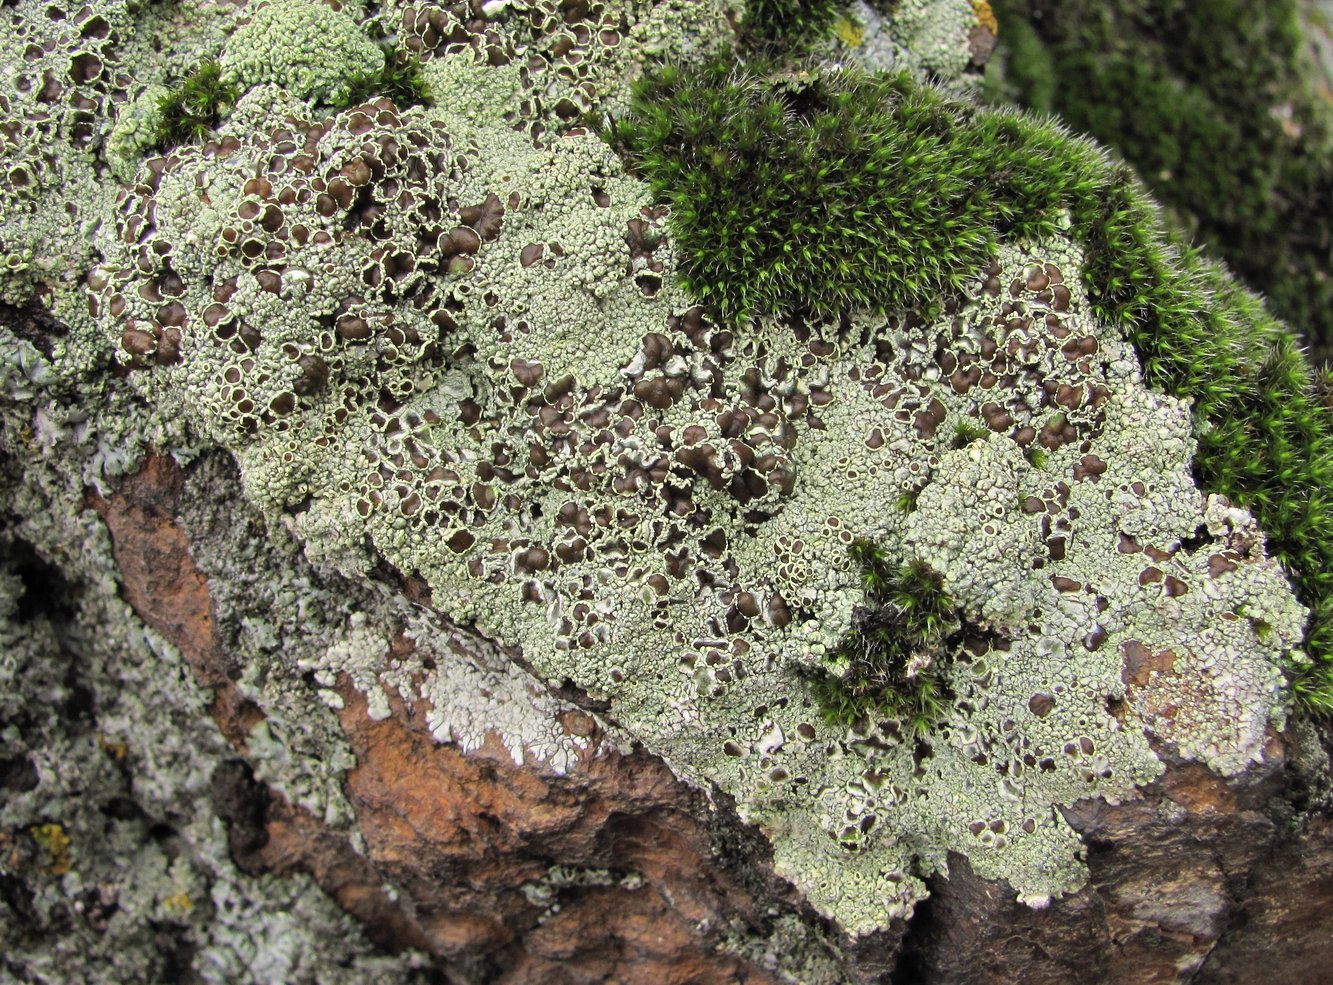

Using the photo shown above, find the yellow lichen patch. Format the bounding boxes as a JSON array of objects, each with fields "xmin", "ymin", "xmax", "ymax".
[
  {"xmin": 30, "ymin": 823, "xmax": 71, "ymax": 876},
  {"xmin": 162, "ymin": 892, "xmax": 194, "ymax": 914},
  {"xmin": 98, "ymin": 734, "xmax": 128, "ymax": 760},
  {"xmin": 972, "ymin": 0, "xmax": 998, "ymax": 35},
  {"xmin": 835, "ymin": 14, "xmax": 865, "ymax": 47}
]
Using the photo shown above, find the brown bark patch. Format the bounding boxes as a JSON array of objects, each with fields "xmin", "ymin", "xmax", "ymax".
[
  {"xmin": 91, "ymin": 452, "xmax": 780, "ymax": 981},
  {"xmin": 90, "ymin": 453, "xmax": 436, "ymax": 957},
  {"xmin": 331, "ymin": 682, "xmax": 777, "ymax": 982}
]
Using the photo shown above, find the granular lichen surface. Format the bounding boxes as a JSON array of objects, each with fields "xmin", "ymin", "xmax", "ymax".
[{"xmin": 0, "ymin": 0, "xmax": 1319, "ymax": 942}]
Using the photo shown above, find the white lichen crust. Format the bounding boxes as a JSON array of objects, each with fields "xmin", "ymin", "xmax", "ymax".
[
  {"xmin": 837, "ymin": 0, "xmax": 987, "ymax": 80},
  {"xmin": 221, "ymin": 0, "xmax": 386, "ymax": 106}
]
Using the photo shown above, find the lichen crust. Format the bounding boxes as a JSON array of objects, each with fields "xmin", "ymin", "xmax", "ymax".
[{"xmin": 21, "ymin": 0, "xmax": 1309, "ymax": 938}]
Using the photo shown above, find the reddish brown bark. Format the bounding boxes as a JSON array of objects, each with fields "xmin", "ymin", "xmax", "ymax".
[{"xmin": 90, "ymin": 452, "xmax": 1333, "ymax": 983}]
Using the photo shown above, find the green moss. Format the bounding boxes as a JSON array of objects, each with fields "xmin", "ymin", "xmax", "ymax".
[
  {"xmin": 330, "ymin": 44, "xmax": 430, "ymax": 111},
  {"xmin": 951, "ymin": 417, "xmax": 989, "ymax": 448},
  {"xmin": 1071, "ymin": 168, "xmax": 1333, "ymax": 710},
  {"xmin": 895, "ymin": 484, "xmax": 923, "ymax": 514},
  {"xmin": 605, "ymin": 58, "xmax": 999, "ymax": 322},
  {"xmin": 607, "ymin": 55, "xmax": 1333, "ymax": 714},
  {"xmin": 979, "ymin": 5, "xmax": 1054, "ymax": 109},
  {"xmin": 986, "ymin": 0, "xmax": 1333, "ymax": 360},
  {"xmin": 741, "ymin": 0, "xmax": 844, "ymax": 49},
  {"xmin": 150, "ymin": 60, "xmax": 238, "ymax": 150},
  {"xmin": 808, "ymin": 545, "xmax": 956, "ymax": 736}
]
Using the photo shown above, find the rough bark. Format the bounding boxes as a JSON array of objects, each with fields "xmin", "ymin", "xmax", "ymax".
[
  {"xmin": 82, "ymin": 450, "xmax": 875, "ymax": 983},
  {"xmin": 57, "ymin": 447, "xmax": 1333, "ymax": 983}
]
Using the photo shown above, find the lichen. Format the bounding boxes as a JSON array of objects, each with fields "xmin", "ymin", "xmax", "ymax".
[
  {"xmin": 520, "ymin": 863, "xmax": 645, "ymax": 916},
  {"xmin": 611, "ymin": 54, "xmax": 1333, "ymax": 712},
  {"xmin": 220, "ymin": 0, "xmax": 385, "ymax": 106},
  {"xmin": 107, "ymin": 84, "xmax": 172, "ymax": 181},
  {"xmin": 4, "ymin": 0, "xmax": 1322, "ymax": 955},
  {"xmin": 29, "ymin": 822, "xmax": 74, "ymax": 876},
  {"xmin": 389, "ymin": 0, "xmax": 741, "ymax": 121},
  {"xmin": 836, "ymin": 0, "xmax": 989, "ymax": 79},
  {"xmin": 0, "ymin": 0, "xmax": 132, "ymax": 301},
  {"xmin": 88, "ymin": 136, "xmax": 1305, "ymax": 927},
  {"xmin": 408, "ymin": 610, "xmax": 611, "ymax": 773},
  {"xmin": 0, "ymin": 0, "xmax": 249, "ymax": 302},
  {"xmin": 878, "ymin": 0, "xmax": 983, "ymax": 79},
  {"xmin": 0, "ymin": 425, "xmax": 432, "ymax": 983}
]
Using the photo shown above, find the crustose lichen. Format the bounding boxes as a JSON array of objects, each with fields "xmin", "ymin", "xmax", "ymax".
[{"xmin": 605, "ymin": 52, "xmax": 1333, "ymax": 716}]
